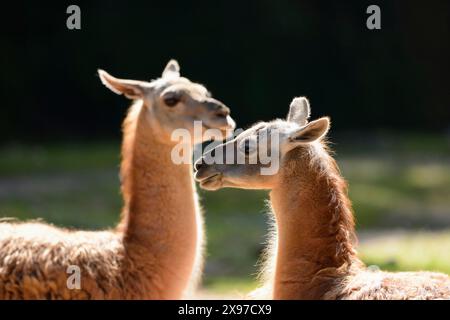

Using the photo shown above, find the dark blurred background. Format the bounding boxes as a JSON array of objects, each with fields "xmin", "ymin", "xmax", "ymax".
[
  {"xmin": 0, "ymin": 1, "xmax": 449, "ymax": 297},
  {"xmin": 1, "ymin": 1, "xmax": 449, "ymax": 143}
]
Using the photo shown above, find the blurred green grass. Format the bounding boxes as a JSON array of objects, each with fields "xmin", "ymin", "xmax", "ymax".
[
  {"xmin": 359, "ymin": 231, "xmax": 450, "ymax": 275},
  {"xmin": 0, "ymin": 133, "xmax": 449, "ymax": 294}
]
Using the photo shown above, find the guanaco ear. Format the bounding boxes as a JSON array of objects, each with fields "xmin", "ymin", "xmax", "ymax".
[
  {"xmin": 287, "ymin": 97, "xmax": 310, "ymax": 126},
  {"xmin": 289, "ymin": 117, "xmax": 330, "ymax": 144},
  {"xmin": 98, "ymin": 69, "xmax": 148, "ymax": 99},
  {"xmin": 162, "ymin": 59, "xmax": 180, "ymax": 80}
]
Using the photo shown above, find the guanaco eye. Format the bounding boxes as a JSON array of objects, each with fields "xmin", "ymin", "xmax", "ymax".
[
  {"xmin": 241, "ymin": 138, "xmax": 256, "ymax": 155},
  {"xmin": 164, "ymin": 96, "xmax": 179, "ymax": 107},
  {"xmin": 243, "ymin": 140, "xmax": 251, "ymax": 154}
]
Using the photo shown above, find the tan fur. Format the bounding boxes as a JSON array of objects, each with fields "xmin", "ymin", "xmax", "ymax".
[
  {"xmin": 263, "ymin": 144, "xmax": 450, "ymax": 300},
  {"xmin": 0, "ymin": 102, "xmax": 197, "ymax": 299},
  {"xmin": 0, "ymin": 61, "xmax": 234, "ymax": 299},
  {"xmin": 266, "ymin": 143, "xmax": 449, "ymax": 299},
  {"xmin": 195, "ymin": 98, "xmax": 450, "ymax": 300}
]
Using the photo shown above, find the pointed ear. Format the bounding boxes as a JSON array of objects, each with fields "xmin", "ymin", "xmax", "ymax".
[
  {"xmin": 289, "ymin": 117, "xmax": 330, "ymax": 144},
  {"xmin": 98, "ymin": 69, "xmax": 148, "ymax": 99},
  {"xmin": 162, "ymin": 59, "xmax": 180, "ymax": 80},
  {"xmin": 287, "ymin": 97, "xmax": 311, "ymax": 126}
]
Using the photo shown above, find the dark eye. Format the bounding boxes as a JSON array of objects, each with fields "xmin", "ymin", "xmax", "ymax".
[
  {"xmin": 243, "ymin": 139, "xmax": 251, "ymax": 154},
  {"xmin": 164, "ymin": 96, "xmax": 179, "ymax": 107}
]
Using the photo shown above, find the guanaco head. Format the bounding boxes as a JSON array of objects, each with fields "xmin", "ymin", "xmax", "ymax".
[
  {"xmin": 194, "ymin": 97, "xmax": 330, "ymax": 190},
  {"xmin": 98, "ymin": 60, "xmax": 235, "ymax": 143}
]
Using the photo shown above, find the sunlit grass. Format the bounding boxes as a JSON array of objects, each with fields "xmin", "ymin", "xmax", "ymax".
[
  {"xmin": 0, "ymin": 142, "xmax": 119, "ymax": 176},
  {"xmin": 202, "ymin": 276, "xmax": 258, "ymax": 294},
  {"xmin": 204, "ymin": 231, "xmax": 450, "ymax": 295},
  {"xmin": 358, "ymin": 231, "xmax": 450, "ymax": 275},
  {"xmin": 340, "ymin": 156, "xmax": 450, "ymax": 228}
]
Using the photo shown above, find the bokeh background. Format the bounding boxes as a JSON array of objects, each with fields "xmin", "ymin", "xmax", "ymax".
[{"xmin": 1, "ymin": 1, "xmax": 449, "ymax": 298}]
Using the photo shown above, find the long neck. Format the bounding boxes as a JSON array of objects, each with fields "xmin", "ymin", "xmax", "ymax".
[
  {"xmin": 118, "ymin": 101, "xmax": 201, "ymax": 299},
  {"xmin": 270, "ymin": 144, "xmax": 361, "ymax": 299}
]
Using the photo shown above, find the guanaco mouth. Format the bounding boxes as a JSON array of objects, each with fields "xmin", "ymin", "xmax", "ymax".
[{"xmin": 195, "ymin": 171, "xmax": 220, "ymax": 182}]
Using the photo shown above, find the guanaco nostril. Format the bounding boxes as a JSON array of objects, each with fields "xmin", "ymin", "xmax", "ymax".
[{"xmin": 195, "ymin": 161, "xmax": 206, "ymax": 171}]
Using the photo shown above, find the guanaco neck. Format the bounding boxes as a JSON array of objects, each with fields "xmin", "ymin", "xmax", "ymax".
[
  {"xmin": 270, "ymin": 144, "xmax": 361, "ymax": 299},
  {"xmin": 117, "ymin": 100, "xmax": 201, "ymax": 299}
]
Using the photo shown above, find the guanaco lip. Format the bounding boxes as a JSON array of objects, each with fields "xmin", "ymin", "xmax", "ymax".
[
  {"xmin": 196, "ymin": 172, "xmax": 221, "ymax": 183},
  {"xmin": 202, "ymin": 122, "xmax": 233, "ymax": 131},
  {"xmin": 202, "ymin": 115, "xmax": 236, "ymax": 131}
]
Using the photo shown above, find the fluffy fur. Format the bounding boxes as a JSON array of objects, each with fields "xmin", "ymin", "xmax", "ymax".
[
  {"xmin": 0, "ymin": 56, "xmax": 237, "ymax": 300},
  {"xmin": 0, "ymin": 100, "xmax": 203, "ymax": 299},
  {"xmin": 257, "ymin": 141, "xmax": 450, "ymax": 299}
]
